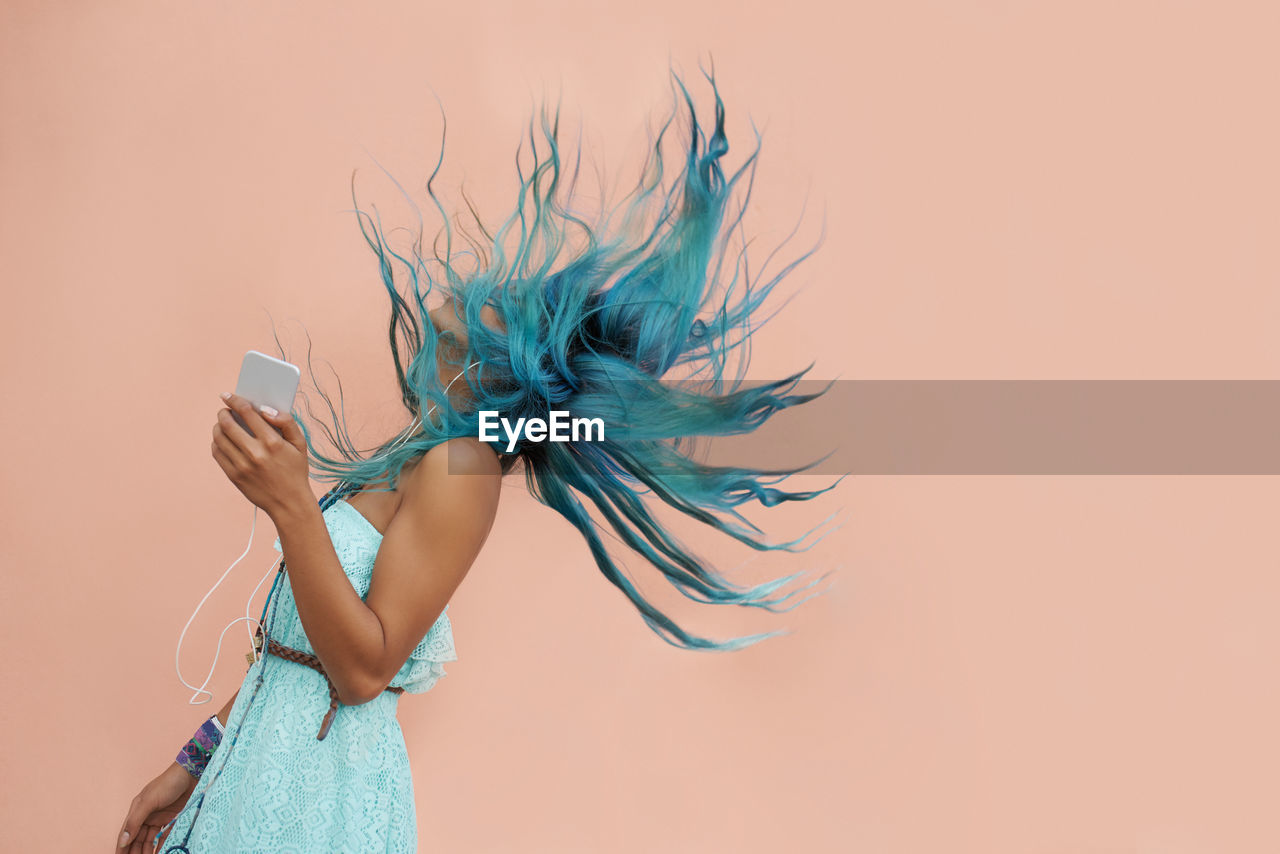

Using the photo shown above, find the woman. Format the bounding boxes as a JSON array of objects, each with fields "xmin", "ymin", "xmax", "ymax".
[{"xmin": 117, "ymin": 66, "xmax": 836, "ymax": 853}]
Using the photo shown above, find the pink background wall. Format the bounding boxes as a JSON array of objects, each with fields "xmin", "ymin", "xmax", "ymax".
[{"xmin": 3, "ymin": 2, "xmax": 1278, "ymax": 852}]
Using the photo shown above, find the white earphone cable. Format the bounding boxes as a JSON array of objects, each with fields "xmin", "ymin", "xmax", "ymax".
[{"xmin": 173, "ymin": 508, "xmax": 279, "ymax": 704}]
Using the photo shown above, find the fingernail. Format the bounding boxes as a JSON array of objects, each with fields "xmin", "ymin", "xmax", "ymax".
[
  {"xmin": 260, "ymin": 405, "xmax": 278, "ymax": 417},
  {"xmin": 118, "ymin": 830, "xmax": 129, "ymax": 847},
  {"xmin": 220, "ymin": 392, "xmax": 231, "ymax": 400}
]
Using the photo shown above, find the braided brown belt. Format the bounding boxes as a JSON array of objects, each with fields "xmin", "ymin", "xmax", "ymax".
[{"xmin": 264, "ymin": 638, "xmax": 404, "ymax": 740}]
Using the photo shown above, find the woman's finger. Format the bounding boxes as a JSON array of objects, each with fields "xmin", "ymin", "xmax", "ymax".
[
  {"xmin": 118, "ymin": 794, "xmax": 152, "ymax": 851},
  {"xmin": 215, "ymin": 405, "xmax": 258, "ymax": 458},
  {"xmin": 213, "ymin": 425, "xmax": 249, "ymax": 472},
  {"xmin": 258, "ymin": 406, "xmax": 305, "ymax": 453},
  {"xmin": 211, "ymin": 441, "xmax": 240, "ymax": 479},
  {"xmin": 133, "ymin": 822, "xmax": 156, "ymax": 854},
  {"xmin": 125, "ymin": 820, "xmax": 147, "ymax": 854},
  {"xmin": 145, "ymin": 822, "xmax": 164, "ymax": 853},
  {"xmin": 220, "ymin": 392, "xmax": 277, "ymax": 448},
  {"xmin": 145, "ymin": 823, "xmax": 162, "ymax": 854}
]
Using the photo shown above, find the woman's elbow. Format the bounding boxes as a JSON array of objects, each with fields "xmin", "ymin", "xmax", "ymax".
[{"xmin": 334, "ymin": 670, "xmax": 386, "ymax": 707}]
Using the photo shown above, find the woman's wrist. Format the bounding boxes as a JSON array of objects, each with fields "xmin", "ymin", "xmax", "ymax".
[
  {"xmin": 175, "ymin": 715, "xmax": 223, "ymax": 779},
  {"xmin": 167, "ymin": 760, "xmax": 197, "ymax": 783},
  {"xmin": 266, "ymin": 488, "xmax": 323, "ymax": 530}
]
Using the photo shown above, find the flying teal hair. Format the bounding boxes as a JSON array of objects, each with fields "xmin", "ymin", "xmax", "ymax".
[{"xmin": 282, "ymin": 64, "xmax": 841, "ymax": 651}]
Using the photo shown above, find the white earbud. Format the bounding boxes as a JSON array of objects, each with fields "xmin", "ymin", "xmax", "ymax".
[{"xmin": 173, "ymin": 359, "xmax": 481, "ymax": 704}]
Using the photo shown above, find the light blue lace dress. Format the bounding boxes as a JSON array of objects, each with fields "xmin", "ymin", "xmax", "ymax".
[{"xmin": 158, "ymin": 497, "xmax": 458, "ymax": 853}]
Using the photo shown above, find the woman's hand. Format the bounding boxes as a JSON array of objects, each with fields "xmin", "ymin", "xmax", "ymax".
[
  {"xmin": 211, "ymin": 391, "xmax": 312, "ymax": 519},
  {"xmin": 116, "ymin": 762, "xmax": 196, "ymax": 853}
]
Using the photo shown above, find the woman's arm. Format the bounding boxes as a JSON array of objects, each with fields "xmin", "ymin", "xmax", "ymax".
[
  {"xmin": 270, "ymin": 437, "xmax": 501, "ymax": 704},
  {"xmin": 211, "ymin": 393, "xmax": 501, "ymax": 706}
]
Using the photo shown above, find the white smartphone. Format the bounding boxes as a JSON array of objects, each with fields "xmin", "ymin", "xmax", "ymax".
[{"xmin": 231, "ymin": 350, "xmax": 301, "ymax": 438}]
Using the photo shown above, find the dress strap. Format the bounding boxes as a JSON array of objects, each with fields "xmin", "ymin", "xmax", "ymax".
[{"xmin": 265, "ymin": 639, "xmax": 404, "ymax": 740}]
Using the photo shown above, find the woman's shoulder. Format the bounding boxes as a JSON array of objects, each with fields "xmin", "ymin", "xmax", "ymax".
[
  {"xmin": 389, "ymin": 438, "xmax": 503, "ymax": 550},
  {"xmin": 395, "ymin": 438, "xmax": 503, "ymax": 520},
  {"xmin": 417, "ymin": 436, "xmax": 503, "ymax": 477}
]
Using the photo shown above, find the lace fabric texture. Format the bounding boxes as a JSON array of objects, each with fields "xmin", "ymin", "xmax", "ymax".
[{"xmin": 159, "ymin": 498, "xmax": 456, "ymax": 853}]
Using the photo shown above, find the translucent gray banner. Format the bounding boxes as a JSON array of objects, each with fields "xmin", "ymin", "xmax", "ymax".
[
  {"xmin": 454, "ymin": 381, "xmax": 1280, "ymax": 475},
  {"xmin": 691, "ymin": 380, "xmax": 1280, "ymax": 475}
]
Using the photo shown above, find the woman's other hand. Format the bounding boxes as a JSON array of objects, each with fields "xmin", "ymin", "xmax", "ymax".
[
  {"xmin": 211, "ymin": 391, "xmax": 312, "ymax": 518},
  {"xmin": 116, "ymin": 762, "xmax": 195, "ymax": 853}
]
